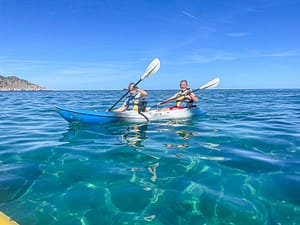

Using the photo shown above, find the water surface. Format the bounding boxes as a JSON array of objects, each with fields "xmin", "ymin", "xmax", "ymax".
[{"xmin": 0, "ymin": 89, "xmax": 300, "ymax": 225}]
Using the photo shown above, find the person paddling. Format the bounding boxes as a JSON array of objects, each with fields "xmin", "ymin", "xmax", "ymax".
[
  {"xmin": 113, "ymin": 82, "xmax": 148, "ymax": 112},
  {"xmin": 157, "ymin": 80, "xmax": 198, "ymax": 111}
]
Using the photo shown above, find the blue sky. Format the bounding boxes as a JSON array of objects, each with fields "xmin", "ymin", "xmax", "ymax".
[{"xmin": 0, "ymin": 0, "xmax": 299, "ymax": 90}]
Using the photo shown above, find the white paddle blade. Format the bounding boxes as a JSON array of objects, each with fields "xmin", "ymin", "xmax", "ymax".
[
  {"xmin": 199, "ymin": 78, "xmax": 220, "ymax": 90},
  {"xmin": 141, "ymin": 58, "xmax": 160, "ymax": 80}
]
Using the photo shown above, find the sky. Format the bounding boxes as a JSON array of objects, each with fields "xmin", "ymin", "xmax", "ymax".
[{"xmin": 0, "ymin": 0, "xmax": 299, "ymax": 90}]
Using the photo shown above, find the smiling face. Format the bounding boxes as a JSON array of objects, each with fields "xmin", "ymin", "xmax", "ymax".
[{"xmin": 180, "ymin": 80, "xmax": 188, "ymax": 91}]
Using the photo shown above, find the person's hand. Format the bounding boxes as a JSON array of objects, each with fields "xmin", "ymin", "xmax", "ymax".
[
  {"xmin": 183, "ymin": 90, "xmax": 191, "ymax": 96},
  {"xmin": 157, "ymin": 102, "xmax": 162, "ymax": 106},
  {"xmin": 185, "ymin": 95, "xmax": 192, "ymax": 100}
]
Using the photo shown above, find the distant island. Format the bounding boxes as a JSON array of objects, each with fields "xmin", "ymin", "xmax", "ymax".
[{"xmin": 0, "ymin": 75, "xmax": 47, "ymax": 91}]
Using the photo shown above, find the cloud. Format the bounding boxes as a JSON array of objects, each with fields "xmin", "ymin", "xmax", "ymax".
[
  {"xmin": 258, "ymin": 52, "xmax": 296, "ymax": 57},
  {"xmin": 245, "ymin": 7, "xmax": 264, "ymax": 13},
  {"xmin": 189, "ymin": 51, "xmax": 297, "ymax": 63},
  {"xmin": 182, "ymin": 10, "xmax": 199, "ymax": 21},
  {"xmin": 190, "ymin": 52, "xmax": 239, "ymax": 63},
  {"xmin": 0, "ymin": 57, "xmax": 151, "ymax": 89},
  {"xmin": 0, "ymin": 58, "xmax": 136, "ymax": 76},
  {"xmin": 226, "ymin": 32, "xmax": 250, "ymax": 37}
]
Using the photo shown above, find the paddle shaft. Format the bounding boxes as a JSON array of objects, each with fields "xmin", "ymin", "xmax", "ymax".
[{"xmin": 158, "ymin": 88, "xmax": 197, "ymax": 106}]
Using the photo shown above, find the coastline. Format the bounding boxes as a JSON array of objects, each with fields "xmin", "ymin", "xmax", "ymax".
[{"xmin": 0, "ymin": 75, "xmax": 47, "ymax": 91}]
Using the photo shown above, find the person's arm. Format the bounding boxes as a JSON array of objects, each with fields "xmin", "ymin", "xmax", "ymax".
[
  {"xmin": 112, "ymin": 104, "xmax": 126, "ymax": 112},
  {"xmin": 136, "ymin": 88, "xmax": 147, "ymax": 98},
  {"xmin": 157, "ymin": 92, "xmax": 179, "ymax": 106},
  {"xmin": 182, "ymin": 90, "xmax": 198, "ymax": 102},
  {"xmin": 112, "ymin": 98, "xmax": 128, "ymax": 112},
  {"xmin": 189, "ymin": 92, "xmax": 198, "ymax": 102}
]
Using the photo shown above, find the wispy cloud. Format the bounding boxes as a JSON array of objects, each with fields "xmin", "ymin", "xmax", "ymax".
[
  {"xmin": 227, "ymin": 32, "xmax": 250, "ymax": 37},
  {"xmin": 250, "ymin": 51, "xmax": 297, "ymax": 58},
  {"xmin": 189, "ymin": 51, "xmax": 298, "ymax": 63},
  {"xmin": 182, "ymin": 10, "xmax": 199, "ymax": 21},
  {"xmin": 0, "ymin": 57, "xmax": 142, "ymax": 88},
  {"xmin": 245, "ymin": 7, "xmax": 264, "ymax": 13},
  {"xmin": 258, "ymin": 52, "xmax": 296, "ymax": 57},
  {"xmin": 191, "ymin": 52, "xmax": 238, "ymax": 63},
  {"xmin": 0, "ymin": 58, "xmax": 137, "ymax": 75}
]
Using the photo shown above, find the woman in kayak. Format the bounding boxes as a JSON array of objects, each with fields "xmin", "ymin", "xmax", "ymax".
[
  {"xmin": 113, "ymin": 82, "xmax": 148, "ymax": 112},
  {"xmin": 157, "ymin": 80, "xmax": 198, "ymax": 111}
]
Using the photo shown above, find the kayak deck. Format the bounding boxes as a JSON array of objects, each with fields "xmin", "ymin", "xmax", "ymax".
[{"xmin": 56, "ymin": 106, "xmax": 205, "ymax": 124}]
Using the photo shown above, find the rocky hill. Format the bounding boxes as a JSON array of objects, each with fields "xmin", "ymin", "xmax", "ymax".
[{"xmin": 0, "ymin": 75, "xmax": 46, "ymax": 91}]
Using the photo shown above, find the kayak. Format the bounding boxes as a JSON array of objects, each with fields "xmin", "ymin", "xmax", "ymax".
[
  {"xmin": 56, "ymin": 106, "xmax": 205, "ymax": 124},
  {"xmin": 0, "ymin": 212, "xmax": 19, "ymax": 225}
]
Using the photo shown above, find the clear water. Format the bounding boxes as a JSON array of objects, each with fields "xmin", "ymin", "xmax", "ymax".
[{"xmin": 0, "ymin": 89, "xmax": 300, "ymax": 225}]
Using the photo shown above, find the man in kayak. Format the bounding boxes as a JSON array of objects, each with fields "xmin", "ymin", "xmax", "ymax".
[
  {"xmin": 157, "ymin": 80, "xmax": 198, "ymax": 110},
  {"xmin": 113, "ymin": 82, "xmax": 148, "ymax": 112}
]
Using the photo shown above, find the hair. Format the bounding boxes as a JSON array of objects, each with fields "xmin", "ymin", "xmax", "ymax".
[
  {"xmin": 128, "ymin": 82, "xmax": 136, "ymax": 90},
  {"xmin": 180, "ymin": 80, "xmax": 188, "ymax": 85}
]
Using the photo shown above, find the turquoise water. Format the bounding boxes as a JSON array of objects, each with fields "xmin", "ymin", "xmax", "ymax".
[{"xmin": 0, "ymin": 89, "xmax": 300, "ymax": 225}]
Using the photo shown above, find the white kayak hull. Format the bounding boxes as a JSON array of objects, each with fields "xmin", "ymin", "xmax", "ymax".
[{"xmin": 56, "ymin": 106, "xmax": 205, "ymax": 124}]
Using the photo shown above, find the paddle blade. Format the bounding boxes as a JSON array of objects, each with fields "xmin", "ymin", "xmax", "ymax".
[
  {"xmin": 199, "ymin": 78, "xmax": 220, "ymax": 90},
  {"xmin": 141, "ymin": 58, "xmax": 160, "ymax": 80}
]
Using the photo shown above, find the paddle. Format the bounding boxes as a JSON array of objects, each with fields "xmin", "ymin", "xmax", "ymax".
[
  {"xmin": 191, "ymin": 77, "xmax": 220, "ymax": 93},
  {"xmin": 154, "ymin": 77, "xmax": 220, "ymax": 107},
  {"xmin": 107, "ymin": 58, "xmax": 161, "ymax": 112}
]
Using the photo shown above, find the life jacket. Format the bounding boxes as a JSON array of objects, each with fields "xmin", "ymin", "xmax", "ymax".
[
  {"xmin": 175, "ymin": 88, "xmax": 194, "ymax": 108},
  {"xmin": 125, "ymin": 92, "xmax": 147, "ymax": 111}
]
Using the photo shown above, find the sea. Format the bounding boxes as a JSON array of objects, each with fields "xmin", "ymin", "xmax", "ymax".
[{"xmin": 0, "ymin": 89, "xmax": 299, "ymax": 225}]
